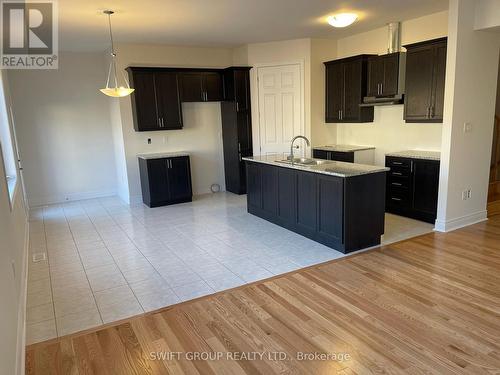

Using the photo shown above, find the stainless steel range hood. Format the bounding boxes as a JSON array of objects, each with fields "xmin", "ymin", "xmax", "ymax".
[{"xmin": 362, "ymin": 22, "xmax": 406, "ymax": 107}]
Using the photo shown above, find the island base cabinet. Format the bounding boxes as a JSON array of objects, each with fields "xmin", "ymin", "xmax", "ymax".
[{"xmin": 245, "ymin": 161, "xmax": 386, "ymax": 253}]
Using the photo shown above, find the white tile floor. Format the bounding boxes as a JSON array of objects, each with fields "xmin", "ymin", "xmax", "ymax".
[{"xmin": 25, "ymin": 192, "xmax": 433, "ymax": 344}]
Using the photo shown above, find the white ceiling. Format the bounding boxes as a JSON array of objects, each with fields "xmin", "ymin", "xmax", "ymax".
[{"xmin": 59, "ymin": 0, "xmax": 448, "ymax": 52}]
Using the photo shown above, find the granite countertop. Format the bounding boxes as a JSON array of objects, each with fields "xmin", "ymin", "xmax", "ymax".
[
  {"xmin": 386, "ymin": 150, "xmax": 441, "ymax": 161},
  {"xmin": 313, "ymin": 144, "xmax": 375, "ymax": 152},
  {"xmin": 243, "ymin": 155, "xmax": 389, "ymax": 178},
  {"xmin": 137, "ymin": 151, "xmax": 190, "ymax": 160}
]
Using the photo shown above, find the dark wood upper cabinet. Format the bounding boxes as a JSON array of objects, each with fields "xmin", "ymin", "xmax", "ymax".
[
  {"xmin": 127, "ymin": 68, "xmax": 183, "ymax": 131},
  {"xmin": 221, "ymin": 67, "xmax": 253, "ymax": 194},
  {"xmin": 154, "ymin": 72, "xmax": 182, "ymax": 130},
  {"xmin": 203, "ymin": 72, "xmax": 223, "ymax": 101},
  {"xmin": 404, "ymin": 37, "xmax": 447, "ymax": 123},
  {"xmin": 180, "ymin": 72, "xmax": 223, "ymax": 102},
  {"xmin": 432, "ymin": 42, "xmax": 447, "ymax": 121},
  {"xmin": 367, "ymin": 52, "xmax": 403, "ymax": 97},
  {"xmin": 179, "ymin": 72, "xmax": 204, "ymax": 102},
  {"xmin": 127, "ymin": 70, "xmax": 160, "ymax": 131},
  {"xmin": 128, "ymin": 67, "xmax": 226, "ymax": 132},
  {"xmin": 223, "ymin": 68, "xmax": 250, "ymax": 112},
  {"xmin": 325, "ymin": 62, "xmax": 343, "ymax": 122},
  {"xmin": 324, "ymin": 54, "xmax": 375, "ymax": 123}
]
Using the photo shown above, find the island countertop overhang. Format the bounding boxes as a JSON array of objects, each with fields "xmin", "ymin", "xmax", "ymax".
[{"xmin": 243, "ymin": 155, "xmax": 389, "ymax": 178}]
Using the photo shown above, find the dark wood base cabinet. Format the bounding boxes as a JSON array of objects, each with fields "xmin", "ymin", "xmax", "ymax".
[
  {"xmin": 385, "ymin": 156, "xmax": 440, "ymax": 223},
  {"xmin": 246, "ymin": 161, "xmax": 386, "ymax": 253},
  {"xmin": 139, "ymin": 156, "xmax": 192, "ymax": 208},
  {"xmin": 312, "ymin": 149, "xmax": 354, "ymax": 163}
]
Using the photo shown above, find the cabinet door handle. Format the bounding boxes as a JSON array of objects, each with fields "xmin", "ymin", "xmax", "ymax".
[
  {"xmin": 391, "ymin": 182, "xmax": 402, "ymax": 186},
  {"xmin": 236, "ymin": 102, "xmax": 239, "ymax": 112},
  {"xmin": 430, "ymin": 106, "xmax": 434, "ymax": 118},
  {"xmin": 391, "ymin": 197, "xmax": 402, "ymax": 201},
  {"xmin": 380, "ymin": 83, "xmax": 383, "ymax": 95},
  {"xmin": 392, "ymin": 172, "xmax": 403, "ymax": 176},
  {"xmin": 158, "ymin": 118, "xmax": 161, "ymax": 127},
  {"xmin": 238, "ymin": 142, "xmax": 241, "ymax": 152},
  {"xmin": 161, "ymin": 118, "xmax": 164, "ymax": 128},
  {"xmin": 340, "ymin": 110, "xmax": 343, "ymax": 120},
  {"xmin": 392, "ymin": 161, "xmax": 403, "ymax": 165}
]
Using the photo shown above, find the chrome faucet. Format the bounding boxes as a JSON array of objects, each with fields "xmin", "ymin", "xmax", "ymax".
[{"xmin": 290, "ymin": 135, "xmax": 310, "ymax": 165}]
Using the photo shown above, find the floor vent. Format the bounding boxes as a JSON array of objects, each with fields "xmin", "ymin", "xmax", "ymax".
[{"xmin": 32, "ymin": 252, "xmax": 47, "ymax": 263}]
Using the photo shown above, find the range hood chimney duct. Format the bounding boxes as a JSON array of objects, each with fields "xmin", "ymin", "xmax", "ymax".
[
  {"xmin": 361, "ymin": 21, "xmax": 406, "ymax": 107},
  {"xmin": 387, "ymin": 22, "xmax": 401, "ymax": 54}
]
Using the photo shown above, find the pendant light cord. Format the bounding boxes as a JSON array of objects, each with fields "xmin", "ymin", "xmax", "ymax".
[
  {"xmin": 107, "ymin": 12, "xmax": 118, "ymax": 88},
  {"xmin": 103, "ymin": 10, "xmax": 132, "ymax": 91}
]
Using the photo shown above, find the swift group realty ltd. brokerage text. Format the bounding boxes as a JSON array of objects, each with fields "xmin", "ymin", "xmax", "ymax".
[{"xmin": 149, "ymin": 351, "xmax": 352, "ymax": 362}]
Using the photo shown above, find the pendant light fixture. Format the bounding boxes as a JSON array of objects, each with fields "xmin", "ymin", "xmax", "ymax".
[{"xmin": 100, "ymin": 10, "xmax": 134, "ymax": 98}]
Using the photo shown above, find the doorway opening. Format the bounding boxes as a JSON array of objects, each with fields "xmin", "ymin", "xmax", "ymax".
[{"xmin": 488, "ymin": 54, "xmax": 500, "ymax": 216}]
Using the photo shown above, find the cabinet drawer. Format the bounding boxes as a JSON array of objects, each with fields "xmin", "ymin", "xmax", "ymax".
[
  {"xmin": 388, "ymin": 180, "xmax": 409, "ymax": 189},
  {"xmin": 388, "ymin": 166, "xmax": 411, "ymax": 178},
  {"xmin": 387, "ymin": 190, "xmax": 411, "ymax": 207},
  {"xmin": 386, "ymin": 157, "xmax": 411, "ymax": 168}
]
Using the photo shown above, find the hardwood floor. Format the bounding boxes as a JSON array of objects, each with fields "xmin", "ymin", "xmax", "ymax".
[{"xmin": 26, "ymin": 216, "xmax": 500, "ymax": 374}]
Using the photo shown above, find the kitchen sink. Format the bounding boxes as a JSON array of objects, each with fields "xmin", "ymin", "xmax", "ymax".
[{"xmin": 277, "ymin": 158, "xmax": 333, "ymax": 167}]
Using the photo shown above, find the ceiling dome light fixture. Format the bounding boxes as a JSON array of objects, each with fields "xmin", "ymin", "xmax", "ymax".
[
  {"xmin": 100, "ymin": 10, "xmax": 134, "ymax": 98},
  {"xmin": 327, "ymin": 13, "xmax": 358, "ymax": 28}
]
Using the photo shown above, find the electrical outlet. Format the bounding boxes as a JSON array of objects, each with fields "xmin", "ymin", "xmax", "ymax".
[
  {"xmin": 463, "ymin": 122, "xmax": 472, "ymax": 133},
  {"xmin": 147, "ymin": 138, "xmax": 152, "ymax": 145},
  {"xmin": 462, "ymin": 189, "xmax": 472, "ymax": 200}
]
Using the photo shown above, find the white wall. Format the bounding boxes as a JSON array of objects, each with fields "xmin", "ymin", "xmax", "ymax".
[
  {"xmin": 0, "ymin": 71, "xmax": 28, "ymax": 375},
  {"xmin": 436, "ymin": 0, "xmax": 500, "ymax": 231},
  {"xmin": 113, "ymin": 43, "xmax": 233, "ymax": 201},
  {"xmin": 334, "ymin": 11, "xmax": 449, "ymax": 165},
  {"xmin": 474, "ymin": 0, "xmax": 500, "ymax": 30},
  {"xmin": 8, "ymin": 52, "xmax": 117, "ymax": 206}
]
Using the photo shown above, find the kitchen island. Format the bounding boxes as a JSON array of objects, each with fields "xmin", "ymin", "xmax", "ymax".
[{"xmin": 243, "ymin": 155, "xmax": 389, "ymax": 253}]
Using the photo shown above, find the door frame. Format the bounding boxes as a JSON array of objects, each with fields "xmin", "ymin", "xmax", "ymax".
[{"xmin": 250, "ymin": 61, "xmax": 306, "ymax": 156}]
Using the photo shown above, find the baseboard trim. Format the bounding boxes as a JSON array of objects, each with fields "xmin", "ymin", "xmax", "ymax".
[
  {"xmin": 28, "ymin": 190, "xmax": 117, "ymax": 208},
  {"xmin": 434, "ymin": 210, "xmax": 488, "ymax": 232},
  {"xmin": 16, "ymin": 220, "xmax": 29, "ymax": 375},
  {"xmin": 128, "ymin": 194, "xmax": 142, "ymax": 205}
]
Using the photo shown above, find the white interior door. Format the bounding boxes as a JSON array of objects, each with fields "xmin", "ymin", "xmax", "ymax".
[{"xmin": 257, "ymin": 64, "xmax": 303, "ymax": 157}]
